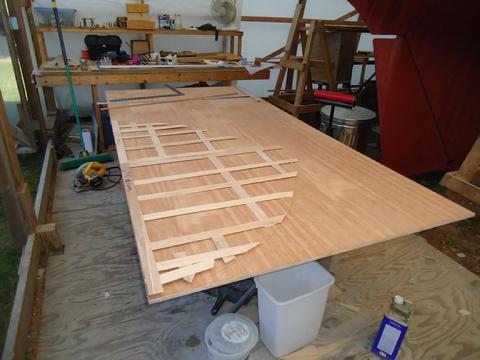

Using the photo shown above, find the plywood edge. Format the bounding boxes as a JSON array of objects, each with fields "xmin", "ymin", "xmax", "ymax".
[
  {"xmin": 111, "ymin": 121, "xmax": 164, "ymax": 296},
  {"xmin": 2, "ymin": 234, "xmax": 42, "ymax": 360}
]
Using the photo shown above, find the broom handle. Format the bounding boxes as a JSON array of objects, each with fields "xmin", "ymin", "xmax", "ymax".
[{"xmin": 51, "ymin": 0, "xmax": 85, "ymax": 151}]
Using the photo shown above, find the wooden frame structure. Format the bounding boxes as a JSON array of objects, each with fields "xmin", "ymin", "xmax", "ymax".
[
  {"xmin": 1, "ymin": 120, "xmax": 59, "ymax": 360},
  {"xmin": 441, "ymin": 136, "xmax": 480, "ymax": 204},
  {"xmin": 250, "ymin": 2, "xmax": 369, "ymax": 116},
  {"xmin": 111, "ymin": 110, "xmax": 298, "ymax": 300}
]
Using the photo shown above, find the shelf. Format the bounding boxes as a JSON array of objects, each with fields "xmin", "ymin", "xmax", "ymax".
[{"xmin": 35, "ymin": 26, "xmax": 243, "ymax": 36}]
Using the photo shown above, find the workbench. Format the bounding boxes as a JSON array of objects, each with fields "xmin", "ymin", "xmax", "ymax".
[
  {"xmin": 106, "ymin": 86, "xmax": 472, "ymax": 303},
  {"xmin": 34, "ymin": 66, "xmax": 270, "ymax": 115}
]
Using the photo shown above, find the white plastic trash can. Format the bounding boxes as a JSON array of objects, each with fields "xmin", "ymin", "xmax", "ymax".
[{"xmin": 254, "ymin": 262, "xmax": 335, "ymax": 358}]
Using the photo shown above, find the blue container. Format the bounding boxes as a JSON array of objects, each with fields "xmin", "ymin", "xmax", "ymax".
[{"xmin": 371, "ymin": 315, "xmax": 408, "ymax": 359}]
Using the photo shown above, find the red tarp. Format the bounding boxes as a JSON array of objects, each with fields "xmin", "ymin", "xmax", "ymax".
[{"xmin": 349, "ymin": 0, "xmax": 480, "ymax": 176}]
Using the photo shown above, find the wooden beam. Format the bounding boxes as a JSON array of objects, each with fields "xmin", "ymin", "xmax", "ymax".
[
  {"xmin": 36, "ymin": 223, "xmax": 63, "ymax": 254},
  {"xmin": 156, "ymin": 242, "xmax": 259, "ymax": 271},
  {"xmin": 104, "ymin": 92, "xmax": 242, "ymax": 111},
  {"xmin": 122, "ymin": 129, "xmax": 206, "ymax": 140},
  {"xmin": 1, "ymin": 234, "xmax": 42, "ymax": 360},
  {"xmin": 150, "ymin": 215, "xmax": 285, "ymax": 251},
  {"xmin": 124, "ymin": 136, "xmax": 236, "ymax": 151},
  {"xmin": 0, "ymin": 1, "xmax": 36, "ymax": 147},
  {"xmin": 34, "ymin": 140, "xmax": 57, "ymax": 223},
  {"xmin": 129, "ymin": 145, "xmax": 284, "ymax": 168},
  {"xmin": 159, "ymin": 260, "xmax": 215, "ymax": 285},
  {"xmin": 120, "ymin": 124, "xmax": 187, "ymax": 133},
  {"xmin": 455, "ymin": 137, "xmax": 480, "ymax": 182},
  {"xmin": 440, "ymin": 172, "xmax": 480, "ymax": 205},
  {"xmin": 138, "ymin": 172, "xmax": 298, "ymax": 201},
  {"xmin": 134, "ymin": 158, "xmax": 297, "ymax": 185},
  {"xmin": 143, "ymin": 191, "xmax": 294, "ymax": 222}
]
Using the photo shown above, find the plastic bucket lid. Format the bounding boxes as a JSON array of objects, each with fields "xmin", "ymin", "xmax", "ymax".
[{"xmin": 205, "ymin": 314, "xmax": 258, "ymax": 359}]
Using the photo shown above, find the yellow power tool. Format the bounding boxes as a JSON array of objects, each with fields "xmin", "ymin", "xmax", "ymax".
[{"xmin": 72, "ymin": 162, "xmax": 110, "ymax": 192}]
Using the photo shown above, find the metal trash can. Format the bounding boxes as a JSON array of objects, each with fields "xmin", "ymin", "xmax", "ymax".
[{"xmin": 320, "ymin": 105, "xmax": 376, "ymax": 152}]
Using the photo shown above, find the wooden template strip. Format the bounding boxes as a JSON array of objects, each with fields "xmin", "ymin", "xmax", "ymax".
[
  {"xmin": 134, "ymin": 158, "xmax": 297, "ymax": 186},
  {"xmin": 110, "ymin": 120, "xmax": 164, "ymax": 295},
  {"xmin": 197, "ymin": 129, "xmax": 268, "ymax": 222},
  {"xmin": 105, "ymin": 91, "xmax": 242, "ymax": 111},
  {"xmin": 119, "ymin": 122, "xmax": 167, "ymax": 128},
  {"xmin": 157, "ymin": 242, "xmax": 260, "ymax": 271},
  {"xmin": 122, "ymin": 129, "xmax": 206, "ymax": 140},
  {"xmin": 213, "ymin": 236, "xmax": 236, "ymax": 263},
  {"xmin": 138, "ymin": 172, "xmax": 298, "ymax": 201},
  {"xmin": 173, "ymin": 252, "xmax": 195, "ymax": 282},
  {"xmin": 143, "ymin": 191, "xmax": 294, "ymax": 222},
  {"xmin": 130, "ymin": 145, "xmax": 283, "ymax": 168},
  {"xmin": 151, "ymin": 215, "xmax": 285, "ymax": 250},
  {"xmin": 159, "ymin": 259, "xmax": 215, "ymax": 285},
  {"xmin": 120, "ymin": 124, "xmax": 186, "ymax": 133},
  {"xmin": 147, "ymin": 125, "xmax": 166, "ymax": 157},
  {"xmin": 124, "ymin": 136, "xmax": 236, "ymax": 151}
]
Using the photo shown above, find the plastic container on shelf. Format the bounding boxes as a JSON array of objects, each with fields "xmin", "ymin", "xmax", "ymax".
[
  {"xmin": 33, "ymin": 7, "xmax": 77, "ymax": 27},
  {"xmin": 254, "ymin": 262, "xmax": 335, "ymax": 358},
  {"xmin": 205, "ymin": 313, "xmax": 258, "ymax": 360}
]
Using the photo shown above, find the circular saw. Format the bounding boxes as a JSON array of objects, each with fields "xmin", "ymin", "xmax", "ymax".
[{"xmin": 72, "ymin": 162, "xmax": 109, "ymax": 192}]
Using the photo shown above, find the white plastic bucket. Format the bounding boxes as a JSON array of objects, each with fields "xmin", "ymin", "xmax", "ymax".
[
  {"xmin": 254, "ymin": 262, "xmax": 335, "ymax": 358},
  {"xmin": 205, "ymin": 313, "xmax": 258, "ymax": 360}
]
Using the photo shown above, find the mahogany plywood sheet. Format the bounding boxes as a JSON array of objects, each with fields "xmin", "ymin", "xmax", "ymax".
[{"xmin": 107, "ymin": 86, "xmax": 474, "ymax": 303}]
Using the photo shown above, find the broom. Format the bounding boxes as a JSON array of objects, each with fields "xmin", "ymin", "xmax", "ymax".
[{"xmin": 52, "ymin": 0, "xmax": 113, "ymax": 170}]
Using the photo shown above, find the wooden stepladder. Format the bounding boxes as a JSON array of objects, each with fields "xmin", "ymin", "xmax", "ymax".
[
  {"xmin": 267, "ymin": 0, "xmax": 364, "ymax": 117},
  {"xmin": 441, "ymin": 136, "xmax": 480, "ymax": 204}
]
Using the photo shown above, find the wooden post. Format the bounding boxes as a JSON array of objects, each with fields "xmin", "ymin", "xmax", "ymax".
[
  {"xmin": 0, "ymin": 94, "xmax": 29, "ymax": 249},
  {"xmin": 0, "ymin": 0, "xmax": 36, "ymax": 148},
  {"xmin": 440, "ymin": 137, "xmax": 480, "ymax": 204},
  {"xmin": 0, "ymin": 91, "xmax": 38, "ymax": 242},
  {"xmin": 91, "ymin": 85, "xmax": 105, "ymax": 152},
  {"xmin": 36, "ymin": 223, "xmax": 63, "ymax": 254},
  {"xmin": 6, "ymin": 0, "xmax": 48, "ymax": 146}
]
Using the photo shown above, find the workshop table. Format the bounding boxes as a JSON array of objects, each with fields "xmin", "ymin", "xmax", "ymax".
[
  {"xmin": 106, "ymin": 86, "xmax": 473, "ymax": 303},
  {"xmin": 34, "ymin": 66, "xmax": 270, "ymax": 111}
]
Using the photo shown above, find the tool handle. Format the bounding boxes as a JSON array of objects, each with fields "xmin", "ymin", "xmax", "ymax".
[
  {"xmin": 314, "ymin": 90, "xmax": 356, "ymax": 106},
  {"xmin": 52, "ymin": 0, "xmax": 85, "ymax": 152}
]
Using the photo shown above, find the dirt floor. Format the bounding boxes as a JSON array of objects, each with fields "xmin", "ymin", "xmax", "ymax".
[{"xmin": 415, "ymin": 173, "xmax": 480, "ymax": 276}]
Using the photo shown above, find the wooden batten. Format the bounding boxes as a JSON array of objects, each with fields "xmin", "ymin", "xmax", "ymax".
[{"xmin": 1, "ymin": 234, "xmax": 42, "ymax": 360}]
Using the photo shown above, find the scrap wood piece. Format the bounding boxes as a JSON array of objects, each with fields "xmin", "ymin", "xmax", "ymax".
[
  {"xmin": 212, "ymin": 236, "xmax": 236, "ymax": 263},
  {"xmin": 173, "ymin": 252, "xmax": 197, "ymax": 283},
  {"xmin": 143, "ymin": 191, "xmax": 294, "ymax": 222},
  {"xmin": 159, "ymin": 259, "xmax": 215, "ymax": 285},
  {"xmin": 134, "ymin": 158, "xmax": 297, "ymax": 185},
  {"xmin": 129, "ymin": 145, "xmax": 283, "ymax": 168},
  {"xmin": 150, "ymin": 215, "xmax": 285, "ymax": 250},
  {"xmin": 137, "ymin": 172, "xmax": 298, "ymax": 201},
  {"xmin": 156, "ymin": 242, "xmax": 260, "ymax": 271}
]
